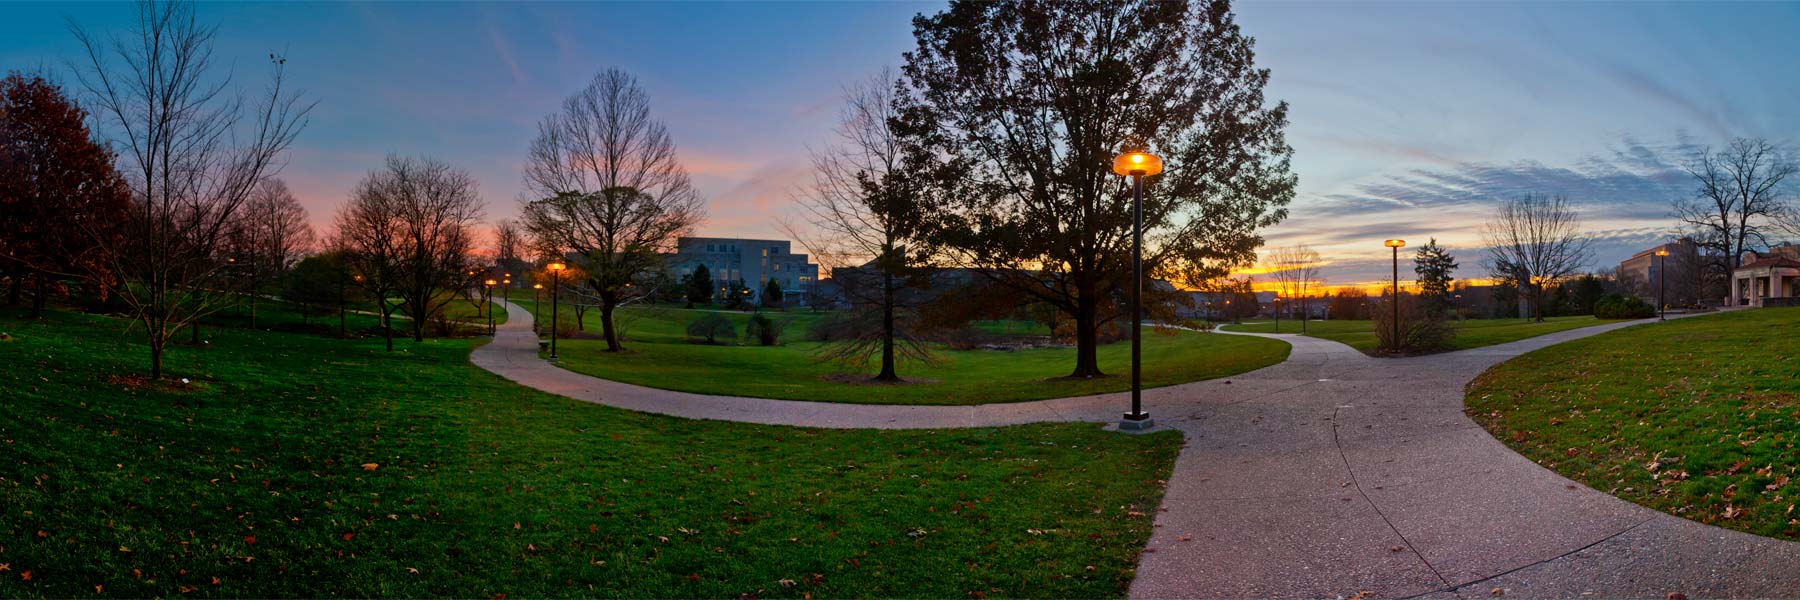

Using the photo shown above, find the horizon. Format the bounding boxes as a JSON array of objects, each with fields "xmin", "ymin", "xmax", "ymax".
[{"xmin": 4, "ymin": 1, "xmax": 1798, "ymax": 288}]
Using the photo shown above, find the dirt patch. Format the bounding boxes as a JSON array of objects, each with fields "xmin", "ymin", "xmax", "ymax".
[
  {"xmin": 107, "ymin": 374, "xmax": 212, "ymax": 394},
  {"xmin": 821, "ymin": 372, "xmax": 941, "ymax": 386}
]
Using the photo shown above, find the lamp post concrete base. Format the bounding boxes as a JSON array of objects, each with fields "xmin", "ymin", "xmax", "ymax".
[{"xmin": 1118, "ymin": 414, "xmax": 1155, "ymax": 431}]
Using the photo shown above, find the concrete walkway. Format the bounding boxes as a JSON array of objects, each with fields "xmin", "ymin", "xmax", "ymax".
[{"xmin": 472, "ymin": 301, "xmax": 1800, "ymax": 598}]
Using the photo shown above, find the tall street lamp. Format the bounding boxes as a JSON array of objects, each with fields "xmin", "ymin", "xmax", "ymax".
[
  {"xmin": 547, "ymin": 262, "xmax": 567, "ymax": 360},
  {"xmin": 1384, "ymin": 239, "xmax": 1406, "ymax": 351},
  {"xmin": 1112, "ymin": 149, "xmax": 1163, "ymax": 431},
  {"xmin": 1655, "ymin": 248, "xmax": 1669, "ymax": 321},
  {"xmin": 484, "ymin": 279, "xmax": 498, "ymax": 335}
]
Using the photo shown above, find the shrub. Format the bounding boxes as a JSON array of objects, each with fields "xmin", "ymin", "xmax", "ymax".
[
  {"xmin": 687, "ymin": 313, "xmax": 736, "ymax": 345},
  {"xmin": 1594, "ymin": 294, "xmax": 1656, "ymax": 319},
  {"xmin": 1372, "ymin": 294, "xmax": 1456, "ymax": 354},
  {"xmin": 745, "ymin": 313, "xmax": 784, "ymax": 346}
]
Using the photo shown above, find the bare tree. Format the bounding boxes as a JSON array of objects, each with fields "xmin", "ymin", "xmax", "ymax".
[
  {"xmin": 1482, "ymin": 193, "xmax": 1590, "ymax": 322},
  {"xmin": 521, "ymin": 68, "xmax": 702, "ymax": 352},
  {"xmin": 1262, "ymin": 245, "xmax": 1322, "ymax": 332},
  {"xmin": 227, "ymin": 178, "xmax": 313, "ymax": 327},
  {"xmin": 337, "ymin": 156, "xmax": 482, "ymax": 348},
  {"xmin": 1676, "ymin": 137, "xmax": 1796, "ymax": 267},
  {"xmin": 492, "ymin": 218, "xmax": 524, "ymax": 277},
  {"xmin": 788, "ymin": 69, "xmax": 938, "ymax": 381},
  {"xmin": 68, "ymin": 0, "xmax": 311, "ymax": 377}
]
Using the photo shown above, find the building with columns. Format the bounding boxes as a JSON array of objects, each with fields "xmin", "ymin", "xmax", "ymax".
[{"xmin": 1731, "ymin": 244, "xmax": 1800, "ymax": 307}]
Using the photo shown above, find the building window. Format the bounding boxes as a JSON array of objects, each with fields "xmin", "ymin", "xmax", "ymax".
[{"xmin": 707, "ymin": 244, "xmax": 714, "ymax": 252}]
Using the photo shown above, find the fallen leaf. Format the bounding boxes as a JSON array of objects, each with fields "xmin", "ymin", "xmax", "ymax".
[
  {"xmin": 1490, "ymin": 587, "xmax": 1504, "ymax": 596},
  {"xmin": 362, "ymin": 463, "xmax": 379, "ymax": 471}
]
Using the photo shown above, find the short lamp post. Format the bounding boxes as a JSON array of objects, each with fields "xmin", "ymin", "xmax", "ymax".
[
  {"xmin": 1272, "ymin": 294, "xmax": 1281, "ymax": 333},
  {"xmin": 1112, "ymin": 149, "xmax": 1163, "ymax": 431},
  {"xmin": 1384, "ymin": 239, "xmax": 1406, "ymax": 351},
  {"xmin": 484, "ymin": 279, "xmax": 498, "ymax": 335},
  {"xmin": 547, "ymin": 262, "xmax": 567, "ymax": 360},
  {"xmin": 502, "ymin": 277, "xmax": 512, "ymax": 314},
  {"xmin": 532, "ymin": 283, "xmax": 544, "ymax": 333},
  {"xmin": 1655, "ymin": 248, "xmax": 1669, "ymax": 321}
]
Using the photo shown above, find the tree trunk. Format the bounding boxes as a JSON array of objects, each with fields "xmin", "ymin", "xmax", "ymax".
[
  {"xmin": 29, "ymin": 271, "xmax": 48, "ymax": 318},
  {"xmin": 411, "ymin": 298, "xmax": 426, "ymax": 342},
  {"xmin": 1069, "ymin": 291, "xmax": 1104, "ymax": 379},
  {"xmin": 381, "ymin": 304, "xmax": 395, "ymax": 352},
  {"xmin": 150, "ymin": 338, "xmax": 164, "ymax": 379},
  {"xmin": 600, "ymin": 296, "xmax": 622, "ymax": 352},
  {"xmin": 6, "ymin": 270, "xmax": 20, "ymax": 307},
  {"xmin": 875, "ymin": 270, "xmax": 899, "ymax": 382}
]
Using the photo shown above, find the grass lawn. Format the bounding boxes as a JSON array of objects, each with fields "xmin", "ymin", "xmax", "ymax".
[
  {"xmin": 1466, "ymin": 308, "xmax": 1800, "ymax": 542},
  {"xmin": 0, "ymin": 307, "xmax": 1180, "ymax": 597},
  {"xmin": 1223, "ymin": 315, "xmax": 1605, "ymax": 353},
  {"xmin": 520, "ymin": 301, "xmax": 1289, "ymax": 405}
]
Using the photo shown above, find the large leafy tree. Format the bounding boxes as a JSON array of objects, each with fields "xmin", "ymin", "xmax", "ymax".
[
  {"xmin": 899, "ymin": 0, "xmax": 1295, "ymax": 377},
  {"xmin": 0, "ymin": 72, "xmax": 130, "ymax": 318}
]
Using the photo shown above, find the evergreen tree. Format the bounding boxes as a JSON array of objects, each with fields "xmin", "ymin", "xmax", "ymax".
[
  {"xmin": 723, "ymin": 279, "xmax": 752, "ymax": 310},
  {"xmin": 684, "ymin": 264, "xmax": 713, "ymax": 306},
  {"xmin": 762, "ymin": 279, "xmax": 784, "ymax": 308},
  {"xmin": 1413, "ymin": 238, "xmax": 1458, "ymax": 316}
]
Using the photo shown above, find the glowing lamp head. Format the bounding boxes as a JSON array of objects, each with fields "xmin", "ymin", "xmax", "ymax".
[
  {"xmin": 485, "ymin": 279, "xmax": 497, "ymax": 286},
  {"xmin": 1384, "ymin": 239, "xmax": 1406, "ymax": 248},
  {"xmin": 547, "ymin": 262, "xmax": 566, "ymax": 272},
  {"xmin": 1111, "ymin": 151, "xmax": 1163, "ymax": 177},
  {"xmin": 503, "ymin": 279, "xmax": 511, "ymax": 285},
  {"xmin": 533, "ymin": 283, "xmax": 543, "ymax": 290},
  {"xmin": 354, "ymin": 275, "xmax": 364, "ymax": 282},
  {"xmin": 1655, "ymin": 249, "xmax": 1670, "ymax": 257}
]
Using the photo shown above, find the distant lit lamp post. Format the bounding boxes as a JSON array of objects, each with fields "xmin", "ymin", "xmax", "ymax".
[
  {"xmin": 484, "ymin": 279, "xmax": 498, "ymax": 335},
  {"xmin": 1272, "ymin": 294, "xmax": 1281, "ymax": 333},
  {"xmin": 1112, "ymin": 149, "xmax": 1163, "ymax": 431},
  {"xmin": 547, "ymin": 262, "xmax": 567, "ymax": 360},
  {"xmin": 532, "ymin": 283, "xmax": 544, "ymax": 332},
  {"xmin": 1655, "ymin": 248, "xmax": 1670, "ymax": 320},
  {"xmin": 502, "ymin": 277, "xmax": 512, "ymax": 314},
  {"xmin": 343, "ymin": 273, "xmax": 364, "ymax": 338},
  {"xmin": 1384, "ymin": 239, "xmax": 1406, "ymax": 351}
]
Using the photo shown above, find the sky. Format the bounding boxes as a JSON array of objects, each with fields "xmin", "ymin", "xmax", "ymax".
[{"xmin": 4, "ymin": 1, "xmax": 1798, "ymax": 289}]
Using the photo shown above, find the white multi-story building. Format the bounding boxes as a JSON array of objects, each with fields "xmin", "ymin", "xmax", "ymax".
[{"xmin": 665, "ymin": 237, "xmax": 819, "ymax": 304}]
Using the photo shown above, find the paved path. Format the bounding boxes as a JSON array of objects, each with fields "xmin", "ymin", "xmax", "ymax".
[{"xmin": 472, "ymin": 301, "xmax": 1800, "ymax": 598}]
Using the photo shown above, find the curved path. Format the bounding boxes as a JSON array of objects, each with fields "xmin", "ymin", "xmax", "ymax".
[{"xmin": 473, "ymin": 301, "xmax": 1800, "ymax": 598}]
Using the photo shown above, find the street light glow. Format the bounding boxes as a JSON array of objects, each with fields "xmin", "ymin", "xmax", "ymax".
[
  {"xmin": 1384, "ymin": 239, "xmax": 1406, "ymax": 248},
  {"xmin": 1111, "ymin": 151, "xmax": 1163, "ymax": 177}
]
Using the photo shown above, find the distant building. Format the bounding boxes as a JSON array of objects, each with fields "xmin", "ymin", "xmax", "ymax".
[
  {"xmin": 664, "ymin": 237, "xmax": 819, "ymax": 305},
  {"xmin": 1731, "ymin": 243, "xmax": 1800, "ymax": 307},
  {"xmin": 1620, "ymin": 238, "xmax": 1731, "ymax": 307}
]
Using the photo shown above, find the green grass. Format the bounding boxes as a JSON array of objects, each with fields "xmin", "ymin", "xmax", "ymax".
[
  {"xmin": 1223, "ymin": 315, "xmax": 1604, "ymax": 353},
  {"xmin": 0, "ymin": 307, "xmax": 1181, "ymax": 597},
  {"xmin": 1466, "ymin": 308, "xmax": 1800, "ymax": 542},
  {"xmin": 523, "ymin": 301, "xmax": 1289, "ymax": 405}
]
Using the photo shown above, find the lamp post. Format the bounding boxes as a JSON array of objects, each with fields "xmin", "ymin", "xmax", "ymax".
[
  {"xmin": 532, "ymin": 283, "xmax": 544, "ymax": 333},
  {"xmin": 1111, "ymin": 150, "xmax": 1163, "ymax": 431},
  {"xmin": 484, "ymin": 279, "xmax": 498, "ymax": 335},
  {"xmin": 502, "ymin": 277, "xmax": 512, "ymax": 314},
  {"xmin": 1384, "ymin": 239, "xmax": 1406, "ymax": 351},
  {"xmin": 1655, "ymin": 248, "xmax": 1669, "ymax": 321},
  {"xmin": 1272, "ymin": 294, "xmax": 1281, "ymax": 333},
  {"xmin": 547, "ymin": 262, "xmax": 566, "ymax": 360}
]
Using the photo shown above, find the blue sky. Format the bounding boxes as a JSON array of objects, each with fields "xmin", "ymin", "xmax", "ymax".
[{"xmin": 5, "ymin": 1, "xmax": 1797, "ymax": 286}]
